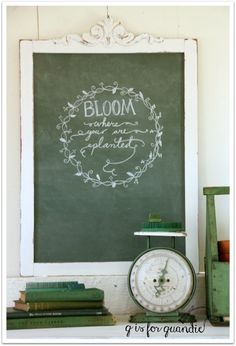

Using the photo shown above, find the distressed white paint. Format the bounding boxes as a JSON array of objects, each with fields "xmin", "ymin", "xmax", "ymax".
[
  {"xmin": 6, "ymin": 274, "xmax": 205, "ymax": 315},
  {"xmin": 184, "ymin": 39, "xmax": 199, "ymax": 271},
  {"xmin": 33, "ymin": 262, "xmax": 132, "ymax": 276},
  {"xmin": 20, "ymin": 16, "xmax": 198, "ymax": 276},
  {"xmin": 20, "ymin": 41, "xmax": 34, "ymax": 276}
]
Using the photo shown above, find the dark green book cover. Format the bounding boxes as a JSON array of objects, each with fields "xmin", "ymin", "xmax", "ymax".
[
  {"xmin": 14, "ymin": 300, "xmax": 104, "ymax": 311},
  {"xmin": 7, "ymin": 314, "xmax": 116, "ymax": 329},
  {"xmin": 7, "ymin": 307, "xmax": 109, "ymax": 318},
  {"xmin": 21, "ymin": 288, "xmax": 104, "ymax": 302}
]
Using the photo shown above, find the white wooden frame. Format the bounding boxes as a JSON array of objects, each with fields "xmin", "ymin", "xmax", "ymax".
[{"xmin": 20, "ymin": 17, "xmax": 198, "ymax": 276}]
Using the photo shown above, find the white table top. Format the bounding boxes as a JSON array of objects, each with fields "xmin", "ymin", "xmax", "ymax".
[{"xmin": 5, "ymin": 315, "xmax": 231, "ymax": 343}]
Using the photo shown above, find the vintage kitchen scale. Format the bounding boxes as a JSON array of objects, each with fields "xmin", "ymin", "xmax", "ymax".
[{"xmin": 128, "ymin": 214, "xmax": 196, "ymax": 323}]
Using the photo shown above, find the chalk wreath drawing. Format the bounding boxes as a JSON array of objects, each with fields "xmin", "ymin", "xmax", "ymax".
[{"xmin": 56, "ymin": 82, "xmax": 163, "ymax": 188}]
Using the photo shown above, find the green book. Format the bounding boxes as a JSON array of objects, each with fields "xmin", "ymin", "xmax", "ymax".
[
  {"xmin": 14, "ymin": 300, "xmax": 104, "ymax": 311},
  {"xmin": 141, "ymin": 221, "xmax": 183, "ymax": 232},
  {"xmin": 26, "ymin": 281, "xmax": 85, "ymax": 290},
  {"xmin": 7, "ymin": 314, "xmax": 116, "ymax": 329},
  {"xmin": 20, "ymin": 288, "xmax": 104, "ymax": 303},
  {"xmin": 7, "ymin": 307, "xmax": 109, "ymax": 319}
]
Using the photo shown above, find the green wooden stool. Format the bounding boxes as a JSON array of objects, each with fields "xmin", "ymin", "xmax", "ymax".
[{"xmin": 203, "ymin": 186, "xmax": 230, "ymax": 326}]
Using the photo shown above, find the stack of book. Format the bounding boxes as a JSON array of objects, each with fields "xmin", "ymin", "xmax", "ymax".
[{"xmin": 7, "ymin": 281, "xmax": 116, "ymax": 329}]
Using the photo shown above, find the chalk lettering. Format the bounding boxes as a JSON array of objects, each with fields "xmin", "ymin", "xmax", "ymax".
[
  {"xmin": 84, "ymin": 99, "xmax": 136, "ymax": 117},
  {"xmin": 94, "ymin": 100, "xmax": 103, "ymax": 116},
  {"xmin": 70, "ymin": 129, "xmax": 108, "ymax": 142},
  {"xmin": 80, "ymin": 135, "xmax": 145, "ymax": 157},
  {"xmin": 112, "ymin": 129, "xmax": 149, "ymax": 135},
  {"xmin": 84, "ymin": 117, "xmax": 138, "ymax": 128},
  {"xmin": 103, "ymin": 100, "xmax": 111, "ymax": 116},
  {"xmin": 121, "ymin": 98, "xmax": 136, "ymax": 116},
  {"xmin": 83, "ymin": 101, "xmax": 95, "ymax": 117},
  {"xmin": 112, "ymin": 99, "xmax": 121, "ymax": 115},
  {"xmin": 57, "ymin": 84, "xmax": 163, "ymax": 188}
]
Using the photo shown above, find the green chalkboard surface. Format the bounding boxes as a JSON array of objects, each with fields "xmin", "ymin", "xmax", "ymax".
[{"xmin": 33, "ymin": 53, "xmax": 185, "ymax": 262}]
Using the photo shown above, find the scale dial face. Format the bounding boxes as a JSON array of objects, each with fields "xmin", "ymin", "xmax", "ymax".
[{"xmin": 129, "ymin": 248, "xmax": 196, "ymax": 313}]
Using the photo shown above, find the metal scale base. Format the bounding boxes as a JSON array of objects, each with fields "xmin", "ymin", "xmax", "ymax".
[{"xmin": 129, "ymin": 311, "xmax": 196, "ymax": 323}]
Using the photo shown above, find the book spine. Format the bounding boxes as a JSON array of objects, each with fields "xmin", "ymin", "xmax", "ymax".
[
  {"xmin": 15, "ymin": 300, "xmax": 104, "ymax": 311},
  {"xmin": 25, "ymin": 288, "xmax": 104, "ymax": 302},
  {"xmin": 7, "ymin": 315, "xmax": 116, "ymax": 329},
  {"xmin": 26, "ymin": 282, "xmax": 85, "ymax": 290},
  {"xmin": 8, "ymin": 308, "xmax": 108, "ymax": 319},
  {"xmin": 142, "ymin": 222, "xmax": 182, "ymax": 229}
]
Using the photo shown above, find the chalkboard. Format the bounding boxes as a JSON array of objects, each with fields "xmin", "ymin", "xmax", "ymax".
[
  {"xmin": 33, "ymin": 52, "xmax": 185, "ymax": 262},
  {"xmin": 20, "ymin": 18, "xmax": 198, "ymax": 275}
]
